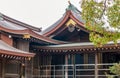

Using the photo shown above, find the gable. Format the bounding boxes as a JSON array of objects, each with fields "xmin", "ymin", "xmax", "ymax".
[{"xmin": 52, "ymin": 21, "xmax": 90, "ymax": 42}]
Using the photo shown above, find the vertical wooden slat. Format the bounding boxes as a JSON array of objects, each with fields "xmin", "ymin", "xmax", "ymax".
[
  {"xmin": 31, "ymin": 58, "xmax": 33, "ymax": 78},
  {"xmin": 73, "ymin": 54, "xmax": 75, "ymax": 78},
  {"xmin": 2, "ymin": 59, "xmax": 5, "ymax": 78},
  {"xmin": 84, "ymin": 53, "xmax": 88, "ymax": 64},
  {"xmin": 65, "ymin": 55, "xmax": 68, "ymax": 78},
  {"xmin": 95, "ymin": 53, "xmax": 98, "ymax": 78}
]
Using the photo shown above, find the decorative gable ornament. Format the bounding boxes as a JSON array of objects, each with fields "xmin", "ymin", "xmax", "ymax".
[
  {"xmin": 66, "ymin": 19, "xmax": 76, "ymax": 32},
  {"xmin": 23, "ymin": 34, "xmax": 31, "ymax": 38},
  {"xmin": 66, "ymin": 19, "xmax": 76, "ymax": 26},
  {"xmin": 68, "ymin": 25, "xmax": 75, "ymax": 32}
]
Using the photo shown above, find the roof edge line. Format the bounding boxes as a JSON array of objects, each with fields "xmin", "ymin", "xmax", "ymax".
[
  {"xmin": 2, "ymin": 13, "xmax": 41, "ymax": 32},
  {"xmin": 43, "ymin": 11, "xmax": 71, "ymax": 36}
]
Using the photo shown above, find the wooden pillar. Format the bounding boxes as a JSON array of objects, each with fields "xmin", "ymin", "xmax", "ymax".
[
  {"xmin": 16, "ymin": 40, "xmax": 30, "ymax": 78},
  {"xmin": 31, "ymin": 58, "xmax": 33, "ymax": 78},
  {"xmin": 65, "ymin": 55, "xmax": 68, "ymax": 78},
  {"xmin": 2, "ymin": 59, "xmax": 4, "ymax": 78},
  {"xmin": 72, "ymin": 54, "xmax": 75, "ymax": 78},
  {"xmin": 95, "ymin": 52, "xmax": 98, "ymax": 78}
]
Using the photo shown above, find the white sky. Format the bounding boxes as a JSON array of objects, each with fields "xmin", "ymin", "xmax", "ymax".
[{"xmin": 0, "ymin": 0, "xmax": 80, "ymax": 30}]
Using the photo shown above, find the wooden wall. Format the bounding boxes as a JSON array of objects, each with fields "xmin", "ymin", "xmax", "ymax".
[{"xmin": 1, "ymin": 33, "xmax": 13, "ymax": 46}]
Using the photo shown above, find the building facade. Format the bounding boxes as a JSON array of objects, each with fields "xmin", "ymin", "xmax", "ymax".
[
  {"xmin": 32, "ymin": 3, "xmax": 120, "ymax": 78},
  {"xmin": 0, "ymin": 2, "xmax": 119, "ymax": 78}
]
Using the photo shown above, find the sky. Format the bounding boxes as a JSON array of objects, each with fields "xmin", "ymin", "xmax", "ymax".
[{"xmin": 0, "ymin": 0, "xmax": 80, "ymax": 30}]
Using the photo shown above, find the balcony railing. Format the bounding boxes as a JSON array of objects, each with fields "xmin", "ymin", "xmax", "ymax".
[{"xmin": 32, "ymin": 63, "xmax": 118, "ymax": 78}]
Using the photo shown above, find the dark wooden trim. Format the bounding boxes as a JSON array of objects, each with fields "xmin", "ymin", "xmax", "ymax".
[
  {"xmin": 0, "ymin": 49, "xmax": 35, "ymax": 58},
  {"xmin": 32, "ymin": 44, "xmax": 120, "ymax": 54}
]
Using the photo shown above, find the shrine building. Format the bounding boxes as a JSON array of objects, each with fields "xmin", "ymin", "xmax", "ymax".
[{"xmin": 0, "ymin": 2, "xmax": 119, "ymax": 78}]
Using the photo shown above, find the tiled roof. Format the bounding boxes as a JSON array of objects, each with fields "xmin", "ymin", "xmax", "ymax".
[
  {"xmin": 41, "ymin": 3, "xmax": 84, "ymax": 35},
  {"xmin": 0, "ymin": 40, "xmax": 35, "ymax": 57},
  {"xmin": 0, "ymin": 13, "xmax": 41, "ymax": 32}
]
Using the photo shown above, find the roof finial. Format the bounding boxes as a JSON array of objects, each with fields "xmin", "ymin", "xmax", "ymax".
[{"xmin": 68, "ymin": 0, "xmax": 71, "ymax": 5}]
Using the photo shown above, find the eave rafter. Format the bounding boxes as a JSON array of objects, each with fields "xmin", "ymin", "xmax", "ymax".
[
  {"xmin": 0, "ymin": 49, "xmax": 35, "ymax": 60},
  {"xmin": 32, "ymin": 44, "xmax": 120, "ymax": 54}
]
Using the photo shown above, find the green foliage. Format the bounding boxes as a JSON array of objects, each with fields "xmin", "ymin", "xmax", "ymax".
[
  {"xmin": 106, "ymin": 63, "xmax": 120, "ymax": 78},
  {"xmin": 81, "ymin": 0, "xmax": 120, "ymax": 46},
  {"xmin": 107, "ymin": 0, "xmax": 120, "ymax": 28},
  {"xmin": 110, "ymin": 63, "xmax": 120, "ymax": 76}
]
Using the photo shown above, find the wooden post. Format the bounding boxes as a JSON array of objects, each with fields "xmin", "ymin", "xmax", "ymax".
[
  {"xmin": 2, "ymin": 59, "xmax": 4, "ymax": 78},
  {"xmin": 65, "ymin": 55, "xmax": 68, "ymax": 78},
  {"xmin": 95, "ymin": 52, "xmax": 98, "ymax": 78},
  {"xmin": 31, "ymin": 58, "xmax": 33, "ymax": 78},
  {"xmin": 72, "ymin": 54, "xmax": 75, "ymax": 78}
]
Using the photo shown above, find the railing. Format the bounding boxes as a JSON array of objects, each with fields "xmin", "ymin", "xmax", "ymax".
[{"xmin": 32, "ymin": 63, "xmax": 118, "ymax": 78}]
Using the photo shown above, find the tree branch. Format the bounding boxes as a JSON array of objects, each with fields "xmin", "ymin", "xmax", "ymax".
[{"xmin": 99, "ymin": 0, "xmax": 107, "ymax": 19}]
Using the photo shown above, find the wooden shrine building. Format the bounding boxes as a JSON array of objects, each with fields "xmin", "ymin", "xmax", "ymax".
[{"xmin": 0, "ymin": 2, "xmax": 120, "ymax": 78}]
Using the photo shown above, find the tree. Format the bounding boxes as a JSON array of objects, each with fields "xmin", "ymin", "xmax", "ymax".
[{"xmin": 81, "ymin": 0, "xmax": 120, "ymax": 46}]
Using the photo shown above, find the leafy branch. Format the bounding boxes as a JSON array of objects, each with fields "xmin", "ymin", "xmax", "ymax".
[{"xmin": 81, "ymin": 0, "xmax": 120, "ymax": 47}]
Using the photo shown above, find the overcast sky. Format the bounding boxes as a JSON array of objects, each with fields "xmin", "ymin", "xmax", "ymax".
[{"xmin": 0, "ymin": 0, "xmax": 80, "ymax": 30}]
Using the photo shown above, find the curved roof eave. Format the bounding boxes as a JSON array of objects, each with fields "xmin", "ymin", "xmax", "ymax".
[
  {"xmin": 32, "ymin": 41, "xmax": 120, "ymax": 52},
  {"xmin": 42, "ymin": 11, "xmax": 71, "ymax": 36},
  {"xmin": 42, "ymin": 10, "xmax": 88, "ymax": 37},
  {"xmin": 0, "ymin": 40, "xmax": 35, "ymax": 58},
  {"xmin": 0, "ymin": 26, "xmax": 67, "ymax": 44},
  {"xmin": 1, "ymin": 13, "xmax": 41, "ymax": 32}
]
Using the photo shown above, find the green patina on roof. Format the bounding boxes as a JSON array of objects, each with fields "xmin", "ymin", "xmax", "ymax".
[
  {"xmin": 0, "ymin": 13, "xmax": 4, "ymax": 21},
  {"xmin": 66, "ymin": 2, "xmax": 81, "ymax": 14},
  {"xmin": 66, "ymin": 2, "xmax": 84, "ymax": 23}
]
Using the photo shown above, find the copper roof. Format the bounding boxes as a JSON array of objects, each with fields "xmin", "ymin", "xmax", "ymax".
[
  {"xmin": 0, "ymin": 13, "xmax": 41, "ymax": 32},
  {"xmin": 32, "ymin": 41, "xmax": 120, "ymax": 54},
  {"xmin": 0, "ymin": 40, "xmax": 35, "ymax": 58},
  {"xmin": 0, "ymin": 14, "xmax": 67, "ymax": 44},
  {"xmin": 41, "ymin": 3, "xmax": 86, "ymax": 36}
]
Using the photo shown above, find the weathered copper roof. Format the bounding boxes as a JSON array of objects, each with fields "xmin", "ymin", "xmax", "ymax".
[
  {"xmin": 32, "ymin": 41, "xmax": 120, "ymax": 54},
  {"xmin": 0, "ymin": 40, "xmax": 35, "ymax": 58},
  {"xmin": 41, "ymin": 3, "xmax": 85, "ymax": 36},
  {"xmin": 0, "ymin": 20, "xmax": 27, "ymax": 30},
  {"xmin": 0, "ymin": 13, "xmax": 41, "ymax": 32},
  {"xmin": 0, "ymin": 26, "xmax": 67, "ymax": 44},
  {"xmin": 0, "ymin": 13, "xmax": 67, "ymax": 44},
  {"xmin": 43, "ymin": 41, "xmax": 120, "ymax": 48}
]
